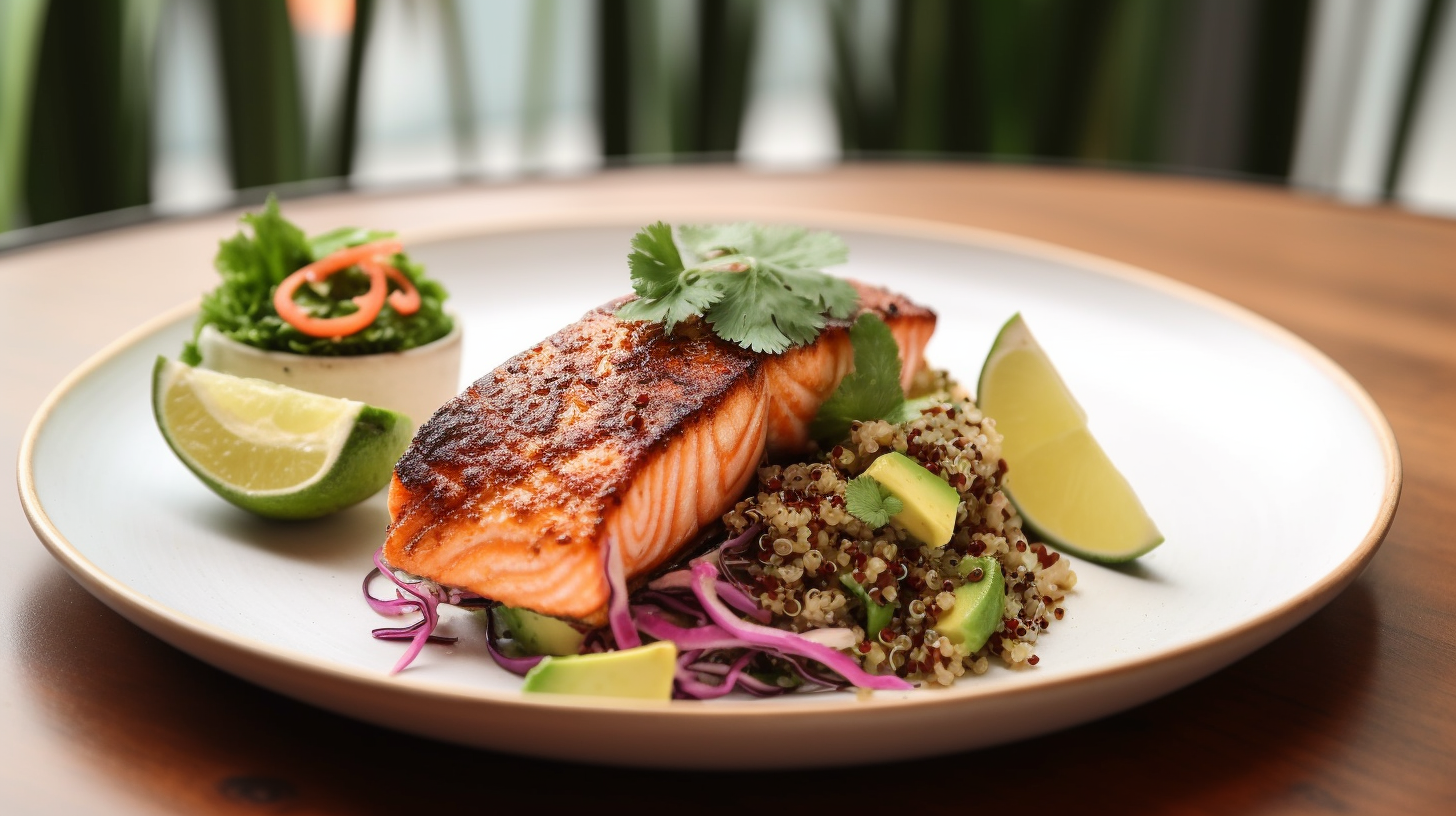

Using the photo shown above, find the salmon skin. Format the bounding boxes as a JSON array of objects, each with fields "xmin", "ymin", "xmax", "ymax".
[{"xmin": 383, "ymin": 283, "xmax": 935, "ymax": 625}]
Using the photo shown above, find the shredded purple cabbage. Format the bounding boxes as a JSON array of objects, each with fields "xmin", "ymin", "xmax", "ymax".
[
  {"xmin": 364, "ymin": 548, "xmax": 485, "ymax": 674},
  {"xmin": 363, "ymin": 525, "xmax": 915, "ymax": 696},
  {"xmin": 688, "ymin": 562, "xmax": 913, "ymax": 692},
  {"xmin": 601, "ymin": 535, "xmax": 642, "ymax": 650}
]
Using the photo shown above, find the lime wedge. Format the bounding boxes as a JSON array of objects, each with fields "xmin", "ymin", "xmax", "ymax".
[
  {"xmin": 152, "ymin": 357, "xmax": 411, "ymax": 520},
  {"xmin": 977, "ymin": 315, "xmax": 1162, "ymax": 562}
]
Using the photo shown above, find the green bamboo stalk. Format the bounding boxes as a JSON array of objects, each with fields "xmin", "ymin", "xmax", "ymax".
[
  {"xmin": 827, "ymin": 0, "xmax": 864, "ymax": 153},
  {"xmin": 0, "ymin": 0, "xmax": 49, "ymax": 230},
  {"xmin": 23, "ymin": 0, "xmax": 159, "ymax": 225},
  {"xmin": 328, "ymin": 0, "xmax": 375, "ymax": 179},
  {"xmin": 970, "ymin": 0, "xmax": 1088, "ymax": 158},
  {"xmin": 1079, "ymin": 0, "xmax": 1177, "ymax": 165},
  {"xmin": 522, "ymin": 0, "xmax": 558, "ymax": 168},
  {"xmin": 1032, "ymin": 0, "xmax": 1114, "ymax": 159},
  {"xmin": 629, "ymin": 0, "xmax": 672, "ymax": 158},
  {"xmin": 438, "ymin": 0, "xmax": 480, "ymax": 176},
  {"xmin": 600, "ymin": 0, "xmax": 631, "ymax": 158},
  {"xmin": 1241, "ymin": 0, "xmax": 1311, "ymax": 180},
  {"xmin": 895, "ymin": 0, "xmax": 951, "ymax": 153},
  {"xmin": 693, "ymin": 0, "xmax": 757, "ymax": 154},
  {"xmin": 941, "ymin": 0, "xmax": 983, "ymax": 155},
  {"xmin": 211, "ymin": 0, "xmax": 307, "ymax": 189}
]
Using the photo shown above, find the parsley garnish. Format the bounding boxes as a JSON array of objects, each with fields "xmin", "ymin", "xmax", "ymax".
[
  {"xmin": 615, "ymin": 221, "xmax": 858, "ymax": 354},
  {"xmin": 809, "ymin": 313, "xmax": 920, "ymax": 444},
  {"xmin": 844, "ymin": 475, "xmax": 904, "ymax": 528}
]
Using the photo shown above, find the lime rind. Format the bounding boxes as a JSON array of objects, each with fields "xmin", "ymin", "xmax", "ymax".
[
  {"xmin": 152, "ymin": 357, "xmax": 412, "ymax": 520},
  {"xmin": 1017, "ymin": 501, "xmax": 1165, "ymax": 564},
  {"xmin": 976, "ymin": 315, "xmax": 1163, "ymax": 563}
]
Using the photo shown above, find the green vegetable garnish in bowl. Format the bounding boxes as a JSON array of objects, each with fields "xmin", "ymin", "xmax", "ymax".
[
  {"xmin": 180, "ymin": 196, "xmax": 461, "ymax": 427},
  {"xmin": 182, "ymin": 196, "xmax": 453, "ymax": 363}
]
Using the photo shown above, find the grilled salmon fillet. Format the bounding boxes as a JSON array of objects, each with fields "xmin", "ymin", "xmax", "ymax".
[{"xmin": 383, "ymin": 282, "xmax": 935, "ymax": 624}]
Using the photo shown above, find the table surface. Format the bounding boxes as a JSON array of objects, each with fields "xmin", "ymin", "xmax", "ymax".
[{"xmin": 2, "ymin": 165, "xmax": 1453, "ymax": 814}]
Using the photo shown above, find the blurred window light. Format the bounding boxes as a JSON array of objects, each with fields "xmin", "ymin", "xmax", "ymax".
[
  {"xmin": 150, "ymin": 0, "xmax": 232, "ymax": 215},
  {"xmin": 289, "ymin": 0, "xmax": 355, "ymax": 176},
  {"xmin": 352, "ymin": 0, "xmax": 461, "ymax": 186},
  {"xmin": 352, "ymin": 0, "xmax": 597, "ymax": 187},
  {"xmin": 738, "ymin": 0, "xmax": 841, "ymax": 168},
  {"xmin": 1291, "ymin": 0, "xmax": 1426, "ymax": 202},
  {"xmin": 1395, "ymin": 0, "xmax": 1456, "ymax": 216},
  {"xmin": 455, "ymin": 0, "xmax": 599, "ymax": 178}
]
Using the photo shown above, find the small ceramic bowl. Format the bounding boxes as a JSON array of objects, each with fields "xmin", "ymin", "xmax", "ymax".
[{"xmin": 196, "ymin": 322, "xmax": 463, "ymax": 427}]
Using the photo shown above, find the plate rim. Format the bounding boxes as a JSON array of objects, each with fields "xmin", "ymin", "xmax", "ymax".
[{"xmin": 16, "ymin": 207, "xmax": 1403, "ymax": 721}]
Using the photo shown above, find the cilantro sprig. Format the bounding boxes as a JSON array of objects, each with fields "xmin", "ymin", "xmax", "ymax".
[
  {"xmin": 844, "ymin": 475, "xmax": 904, "ymax": 528},
  {"xmin": 615, "ymin": 222, "xmax": 859, "ymax": 354},
  {"xmin": 809, "ymin": 313, "xmax": 923, "ymax": 444}
]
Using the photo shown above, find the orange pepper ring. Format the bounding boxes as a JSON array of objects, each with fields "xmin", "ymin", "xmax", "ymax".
[
  {"xmin": 272, "ymin": 240, "xmax": 405, "ymax": 338},
  {"xmin": 274, "ymin": 259, "xmax": 388, "ymax": 339},
  {"xmin": 380, "ymin": 264, "xmax": 420, "ymax": 315}
]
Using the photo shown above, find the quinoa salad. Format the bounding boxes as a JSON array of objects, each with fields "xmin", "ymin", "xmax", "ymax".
[{"xmin": 719, "ymin": 368, "xmax": 1078, "ymax": 687}]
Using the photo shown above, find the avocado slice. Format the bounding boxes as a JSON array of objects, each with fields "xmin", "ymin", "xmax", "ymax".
[
  {"xmin": 496, "ymin": 606, "xmax": 586, "ymax": 656},
  {"xmin": 839, "ymin": 574, "xmax": 897, "ymax": 636},
  {"xmin": 521, "ymin": 641, "xmax": 678, "ymax": 700},
  {"xmin": 938, "ymin": 556, "xmax": 1005, "ymax": 652},
  {"xmin": 863, "ymin": 452, "xmax": 960, "ymax": 547}
]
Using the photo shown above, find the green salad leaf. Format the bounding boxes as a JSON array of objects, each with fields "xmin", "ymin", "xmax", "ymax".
[
  {"xmin": 844, "ymin": 475, "xmax": 904, "ymax": 528},
  {"xmin": 181, "ymin": 196, "xmax": 452, "ymax": 364},
  {"xmin": 615, "ymin": 221, "xmax": 858, "ymax": 354},
  {"xmin": 809, "ymin": 313, "xmax": 920, "ymax": 444}
]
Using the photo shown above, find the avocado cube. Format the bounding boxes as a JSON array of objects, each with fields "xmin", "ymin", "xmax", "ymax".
[
  {"xmin": 939, "ymin": 556, "xmax": 1005, "ymax": 652},
  {"xmin": 863, "ymin": 452, "xmax": 960, "ymax": 547},
  {"xmin": 521, "ymin": 640, "xmax": 677, "ymax": 700},
  {"xmin": 839, "ymin": 574, "xmax": 897, "ymax": 636},
  {"xmin": 496, "ymin": 606, "xmax": 586, "ymax": 656}
]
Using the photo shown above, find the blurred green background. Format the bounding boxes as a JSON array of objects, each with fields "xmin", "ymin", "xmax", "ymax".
[{"xmin": 2, "ymin": 0, "xmax": 1452, "ymax": 243}]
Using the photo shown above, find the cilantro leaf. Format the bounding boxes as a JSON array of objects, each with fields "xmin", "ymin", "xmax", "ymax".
[
  {"xmin": 616, "ymin": 222, "xmax": 857, "ymax": 354},
  {"xmin": 810, "ymin": 313, "xmax": 911, "ymax": 444},
  {"xmin": 615, "ymin": 221, "xmax": 726, "ymax": 333},
  {"xmin": 706, "ymin": 266, "xmax": 828, "ymax": 352},
  {"xmin": 845, "ymin": 475, "xmax": 904, "ymax": 528}
]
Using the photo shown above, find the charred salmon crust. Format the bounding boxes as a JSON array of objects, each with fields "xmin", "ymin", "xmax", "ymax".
[{"xmin": 384, "ymin": 282, "xmax": 935, "ymax": 624}]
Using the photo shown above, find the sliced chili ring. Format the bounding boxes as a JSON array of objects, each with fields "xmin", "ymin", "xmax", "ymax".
[
  {"xmin": 301, "ymin": 239, "xmax": 402, "ymax": 284},
  {"xmin": 272, "ymin": 239, "xmax": 403, "ymax": 338},
  {"xmin": 274, "ymin": 259, "xmax": 388, "ymax": 338},
  {"xmin": 381, "ymin": 264, "xmax": 420, "ymax": 315}
]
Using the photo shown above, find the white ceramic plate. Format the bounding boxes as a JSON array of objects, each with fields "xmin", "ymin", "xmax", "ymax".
[{"xmin": 20, "ymin": 217, "xmax": 1399, "ymax": 769}]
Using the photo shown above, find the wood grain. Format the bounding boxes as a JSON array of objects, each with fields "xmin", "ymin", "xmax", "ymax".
[{"xmin": 3, "ymin": 165, "xmax": 1454, "ymax": 814}]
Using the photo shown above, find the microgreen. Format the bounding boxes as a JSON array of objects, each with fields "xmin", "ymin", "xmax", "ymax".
[
  {"xmin": 844, "ymin": 475, "xmax": 904, "ymax": 528},
  {"xmin": 809, "ymin": 313, "xmax": 921, "ymax": 444},
  {"xmin": 615, "ymin": 221, "xmax": 858, "ymax": 354}
]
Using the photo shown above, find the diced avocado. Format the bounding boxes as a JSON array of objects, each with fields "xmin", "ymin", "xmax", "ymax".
[
  {"xmin": 496, "ymin": 606, "xmax": 586, "ymax": 656},
  {"xmin": 521, "ymin": 641, "xmax": 678, "ymax": 700},
  {"xmin": 939, "ymin": 556, "xmax": 1005, "ymax": 652},
  {"xmin": 839, "ymin": 574, "xmax": 897, "ymax": 636},
  {"xmin": 863, "ymin": 451, "xmax": 960, "ymax": 547}
]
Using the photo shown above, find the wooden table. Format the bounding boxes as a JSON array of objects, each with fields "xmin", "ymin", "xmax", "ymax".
[{"xmin": 3, "ymin": 166, "xmax": 1452, "ymax": 814}]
